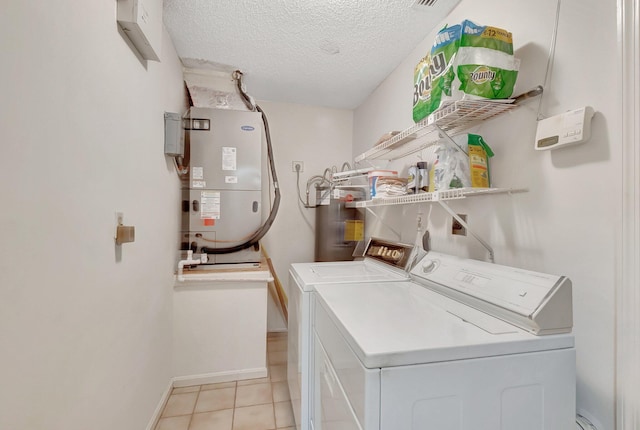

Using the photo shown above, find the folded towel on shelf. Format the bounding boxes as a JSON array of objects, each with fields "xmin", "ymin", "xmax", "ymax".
[{"xmin": 371, "ymin": 177, "xmax": 408, "ymax": 199}]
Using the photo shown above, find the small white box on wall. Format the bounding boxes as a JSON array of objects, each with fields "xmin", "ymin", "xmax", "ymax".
[
  {"xmin": 535, "ymin": 106, "xmax": 595, "ymax": 151},
  {"xmin": 117, "ymin": 0, "xmax": 162, "ymax": 61}
]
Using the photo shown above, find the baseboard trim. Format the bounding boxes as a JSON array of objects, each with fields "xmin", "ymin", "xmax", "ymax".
[
  {"xmin": 145, "ymin": 379, "xmax": 173, "ymax": 430},
  {"xmin": 146, "ymin": 367, "xmax": 269, "ymax": 428},
  {"xmin": 172, "ymin": 367, "xmax": 269, "ymax": 388}
]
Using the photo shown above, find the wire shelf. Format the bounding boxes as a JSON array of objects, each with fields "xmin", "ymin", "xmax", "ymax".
[
  {"xmin": 355, "ymin": 99, "xmax": 517, "ymax": 162},
  {"xmin": 331, "ymin": 167, "xmax": 375, "ymax": 183},
  {"xmin": 346, "ymin": 187, "xmax": 526, "ymax": 208}
]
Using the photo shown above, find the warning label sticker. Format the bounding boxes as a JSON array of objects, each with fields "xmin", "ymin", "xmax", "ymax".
[
  {"xmin": 222, "ymin": 147, "xmax": 237, "ymax": 171},
  {"xmin": 192, "ymin": 167, "xmax": 204, "ymax": 180},
  {"xmin": 200, "ymin": 191, "xmax": 220, "ymax": 220}
]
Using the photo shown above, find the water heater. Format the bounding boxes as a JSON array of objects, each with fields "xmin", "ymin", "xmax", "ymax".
[
  {"xmin": 314, "ymin": 186, "xmax": 365, "ymax": 262},
  {"xmin": 181, "ymin": 107, "xmax": 263, "ymax": 264}
]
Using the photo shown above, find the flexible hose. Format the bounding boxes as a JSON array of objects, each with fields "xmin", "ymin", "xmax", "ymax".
[
  {"xmin": 173, "ymin": 82, "xmax": 193, "ymax": 177},
  {"xmin": 202, "ymin": 71, "xmax": 281, "ymax": 254},
  {"xmin": 297, "ymin": 171, "xmax": 331, "ymax": 208}
]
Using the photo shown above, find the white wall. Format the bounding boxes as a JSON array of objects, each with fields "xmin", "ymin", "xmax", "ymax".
[
  {"xmin": 0, "ymin": 2, "xmax": 185, "ymax": 429},
  {"xmin": 258, "ymin": 101, "xmax": 354, "ymax": 329},
  {"xmin": 172, "ymin": 281, "xmax": 268, "ymax": 382},
  {"xmin": 354, "ymin": 1, "xmax": 618, "ymax": 428}
]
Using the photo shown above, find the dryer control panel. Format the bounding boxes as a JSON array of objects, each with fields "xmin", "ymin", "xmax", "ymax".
[
  {"xmin": 362, "ymin": 237, "xmax": 415, "ymax": 271},
  {"xmin": 411, "ymin": 252, "xmax": 573, "ymax": 335}
]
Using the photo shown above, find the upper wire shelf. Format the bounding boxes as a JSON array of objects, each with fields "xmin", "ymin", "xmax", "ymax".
[
  {"xmin": 355, "ymin": 99, "xmax": 518, "ymax": 163},
  {"xmin": 345, "ymin": 187, "xmax": 527, "ymax": 208},
  {"xmin": 331, "ymin": 167, "xmax": 375, "ymax": 183}
]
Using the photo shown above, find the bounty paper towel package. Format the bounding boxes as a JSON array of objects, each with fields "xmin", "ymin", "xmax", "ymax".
[
  {"xmin": 456, "ymin": 20, "xmax": 520, "ymax": 100},
  {"xmin": 413, "ymin": 20, "xmax": 519, "ymax": 123},
  {"xmin": 413, "ymin": 24, "xmax": 461, "ymax": 122},
  {"xmin": 427, "ymin": 24, "xmax": 462, "ymax": 118},
  {"xmin": 413, "ymin": 54, "xmax": 433, "ymax": 123}
]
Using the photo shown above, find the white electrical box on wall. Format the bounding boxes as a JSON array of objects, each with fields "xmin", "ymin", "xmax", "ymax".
[
  {"xmin": 534, "ymin": 106, "xmax": 595, "ymax": 151},
  {"xmin": 117, "ymin": 0, "xmax": 162, "ymax": 61}
]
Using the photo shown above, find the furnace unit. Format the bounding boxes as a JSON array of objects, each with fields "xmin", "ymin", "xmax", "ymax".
[{"xmin": 180, "ymin": 107, "xmax": 263, "ymax": 264}]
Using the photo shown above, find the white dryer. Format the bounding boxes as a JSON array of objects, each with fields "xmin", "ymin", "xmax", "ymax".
[
  {"xmin": 287, "ymin": 238, "xmax": 415, "ymax": 430},
  {"xmin": 312, "ymin": 251, "xmax": 576, "ymax": 430}
]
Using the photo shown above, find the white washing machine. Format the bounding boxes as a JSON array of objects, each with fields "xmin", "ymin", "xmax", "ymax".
[
  {"xmin": 287, "ymin": 238, "xmax": 415, "ymax": 430},
  {"xmin": 312, "ymin": 251, "xmax": 576, "ymax": 430}
]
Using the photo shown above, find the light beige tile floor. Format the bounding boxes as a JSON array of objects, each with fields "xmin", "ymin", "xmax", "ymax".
[{"xmin": 155, "ymin": 332, "xmax": 294, "ymax": 430}]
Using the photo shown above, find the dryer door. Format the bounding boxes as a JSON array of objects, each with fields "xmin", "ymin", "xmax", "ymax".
[
  {"xmin": 313, "ymin": 333, "xmax": 362, "ymax": 430},
  {"xmin": 380, "ymin": 348, "xmax": 576, "ymax": 430}
]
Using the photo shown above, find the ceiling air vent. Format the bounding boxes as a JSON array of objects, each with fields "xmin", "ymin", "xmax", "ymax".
[{"xmin": 412, "ymin": 0, "xmax": 439, "ymax": 7}]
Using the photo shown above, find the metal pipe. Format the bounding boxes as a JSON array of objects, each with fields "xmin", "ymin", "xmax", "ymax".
[{"xmin": 177, "ymin": 250, "xmax": 209, "ymax": 282}]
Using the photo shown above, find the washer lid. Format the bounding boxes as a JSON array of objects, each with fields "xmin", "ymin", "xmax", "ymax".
[
  {"xmin": 314, "ymin": 281, "xmax": 574, "ymax": 369},
  {"xmin": 290, "ymin": 259, "xmax": 409, "ymax": 290},
  {"xmin": 289, "ymin": 238, "xmax": 414, "ymax": 290}
]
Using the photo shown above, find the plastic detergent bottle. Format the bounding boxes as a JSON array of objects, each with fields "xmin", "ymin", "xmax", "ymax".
[
  {"xmin": 407, "ymin": 166, "xmax": 418, "ymax": 193},
  {"xmin": 417, "ymin": 161, "xmax": 428, "ymax": 192}
]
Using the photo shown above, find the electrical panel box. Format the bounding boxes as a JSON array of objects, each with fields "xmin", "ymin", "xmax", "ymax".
[
  {"xmin": 164, "ymin": 112, "xmax": 184, "ymax": 156},
  {"xmin": 535, "ymin": 106, "xmax": 594, "ymax": 151},
  {"xmin": 117, "ymin": 0, "xmax": 162, "ymax": 61}
]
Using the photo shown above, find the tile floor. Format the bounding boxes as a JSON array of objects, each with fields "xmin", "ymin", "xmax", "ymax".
[{"xmin": 155, "ymin": 332, "xmax": 293, "ymax": 430}]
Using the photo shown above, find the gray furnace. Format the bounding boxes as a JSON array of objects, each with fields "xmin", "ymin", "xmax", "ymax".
[{"xmin": 181, "ymin": 107, "xmax": 263, "ymax": 264}]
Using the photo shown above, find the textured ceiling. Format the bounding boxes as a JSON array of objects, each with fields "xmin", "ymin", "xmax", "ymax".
[{"xmin": 163, "ymin": 0, "xmax": 461, "ymax": 109}]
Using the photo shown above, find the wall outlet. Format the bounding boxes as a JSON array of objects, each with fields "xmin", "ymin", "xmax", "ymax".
[
  {"xmin": 452, "ymin": 214, "xmax": 467, "ymax": 236},
  {"xmin": 292, "ymin": 161, "xmax": 304, "ymax": 172}
]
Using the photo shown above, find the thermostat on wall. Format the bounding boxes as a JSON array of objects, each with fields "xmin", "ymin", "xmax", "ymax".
[{"xmin": 534, "ymin": 106, "xmax": 594, "ymax": 151}]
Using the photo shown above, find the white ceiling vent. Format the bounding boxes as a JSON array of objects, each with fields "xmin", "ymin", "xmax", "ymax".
[{"xmin": 412, "ymin": 0, "xmax": 440, "ymax": 8}]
